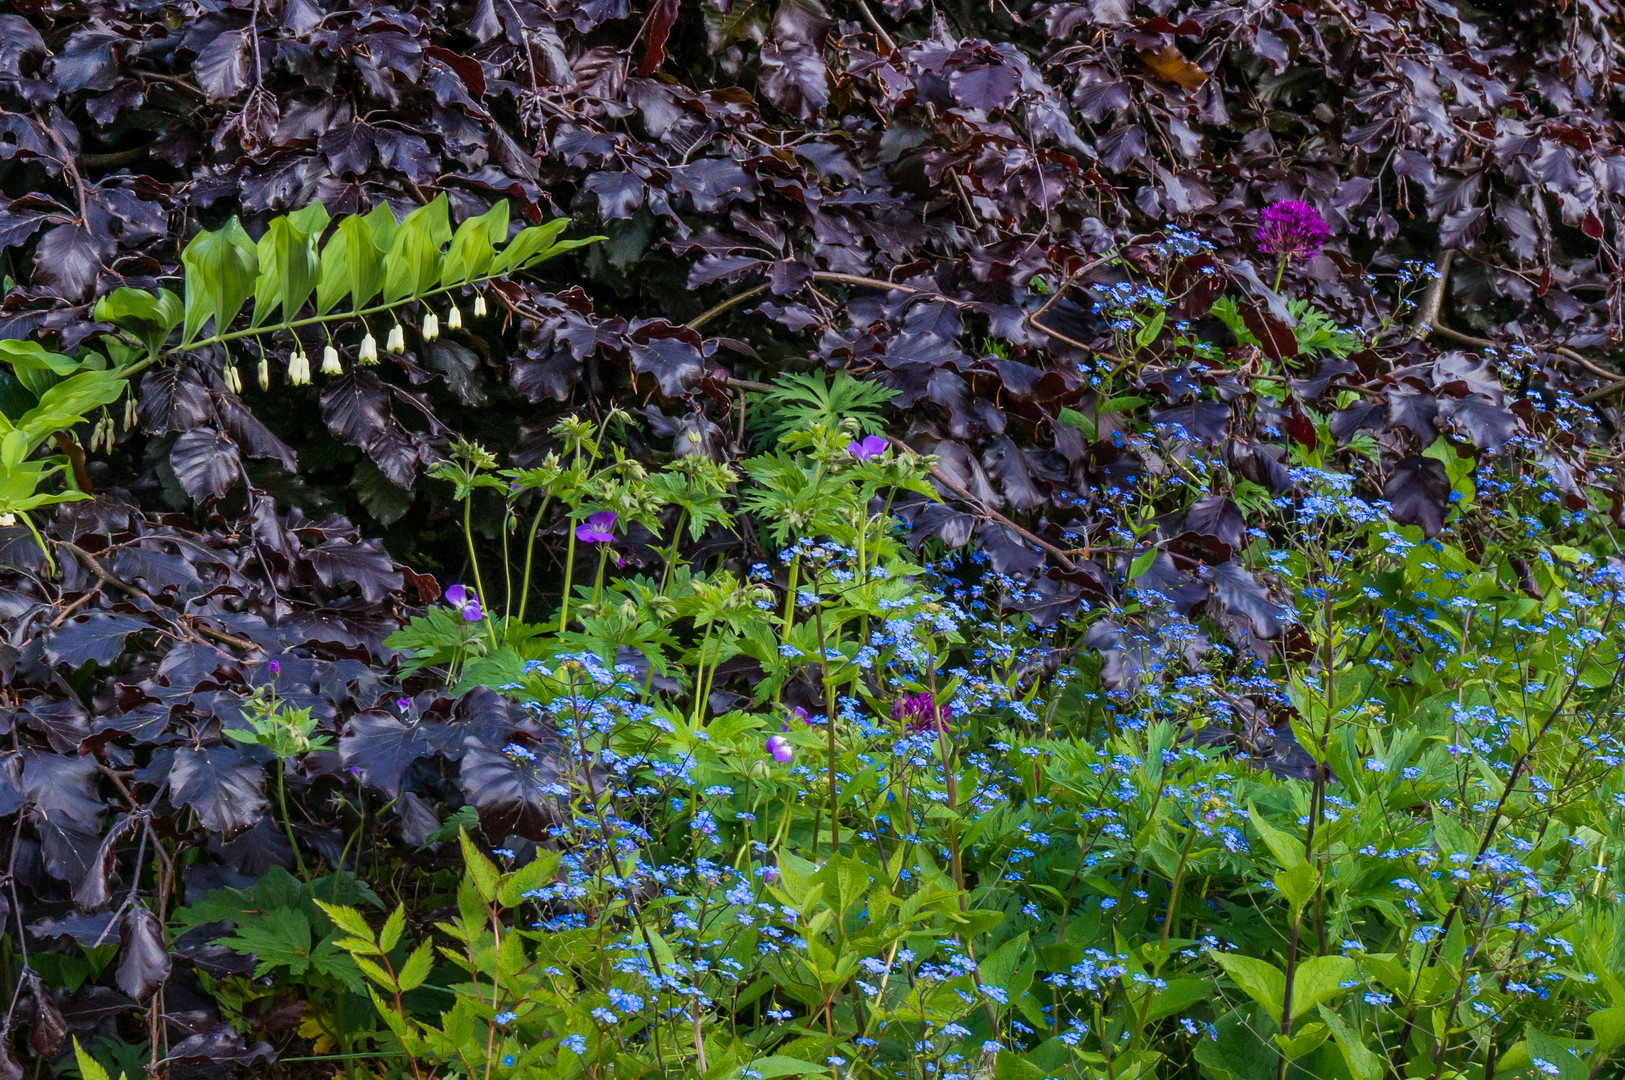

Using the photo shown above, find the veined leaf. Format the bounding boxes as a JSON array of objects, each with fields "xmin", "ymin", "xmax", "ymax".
[
  {"xmin": 382, "ymin": 196, "xmax": 450, "ymax": 304},
  {"xmin": 441, "ymin": 202, "xmax": 509, "ymax": 287},
  {"xmin": 181, "ymin": 217, "xmax": 259, "ymax": 343},
  {"xmin": 488, "ymin": 219, "xmax": 568, "ymax": 275},
  {"xmin": 252, "ymin": 215, "xmax": 322, "ymax": 327},
  {"xmin": 317, "ymin": 214, "xmax": 385, "ymax": 315}
]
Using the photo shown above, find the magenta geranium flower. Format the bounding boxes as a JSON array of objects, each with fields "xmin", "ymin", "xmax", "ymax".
[
  {"xmin": 848, "ymin": 435, "xmax": 887, "ymax": 461},
  {"xmin": 1257, "ymin": 200, "xmax": 1330, "ymax": 260},
  {"xmin": 444, "ymin": 583, "xmax": 482, "ymax": 621},
  {"xmin": 575, "ymin": 511, "xmax": 617, "ymax": 543}
]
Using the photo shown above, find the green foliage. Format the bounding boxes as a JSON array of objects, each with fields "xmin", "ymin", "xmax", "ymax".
[{"xmin": 749, "ymin": 371, "xmax": 897, "ymax": 448}]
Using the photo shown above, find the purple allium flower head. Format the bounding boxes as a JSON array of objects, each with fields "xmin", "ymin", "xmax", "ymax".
[
  {"xmin": 891, "ymin": 692, "xmax": 952, "ymax": 734},
  {"xmin": 575, "ymin": 511, "xmax": 617, "ymax": 544},
  {"xmin": 268, "ymin": 659, "xmax": 280, "ymax": 677},
  {"xmin": 444, "ymin": 583, "xmax": 482, "ymax": 622},
  {"xmin": 766, "ymin": 734, "xmax": 794, "ymax": 763},
  {"xmin": 848, "ymin": 434, "xmax": 888, "ymax": 461},
  {"xmin": 1258, "ymin": 200, "xmax": 1329, "ymax": 259}
]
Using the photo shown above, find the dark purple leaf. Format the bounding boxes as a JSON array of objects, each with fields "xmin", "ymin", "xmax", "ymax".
[
  {"xmin": 32, "ymin": 225, "xmax": 108, "ymax": 300},
  {"xmin": 194, "ymin": 30, "xmax": 251, "ymax": 101},
  {"xmin": 139, "ymin": 366, "xmax": 214, "ymax": 435},
  {"xmin": 171, "ymin": 429, "xmax": 242, "ymax": 501},
  {"xmin": 1385, "ymin": 456, "xmax": 1451, "ymax": 537},
  {"xmin": 339, "ymin": 713, "xmax": 444, "ymax": 797},
  {"xmin": 306, "ymin": 537, "xmax": 402, "ymax": 603},
  {"xmin": 45, "ymin": 614, "xmax": 147, "ymax": 669},
  {"xmin": 320, "ymin": 370, "xmax": 392, "ymax": 447},
  {"xmin": 170, "ymin": 746, "xmax": 267, "ymax": 838}
]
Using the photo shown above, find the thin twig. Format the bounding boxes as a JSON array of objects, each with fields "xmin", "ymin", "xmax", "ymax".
[{"xmin": 883, "ymin": 435, "xmax": 1079, "ymax": 571}]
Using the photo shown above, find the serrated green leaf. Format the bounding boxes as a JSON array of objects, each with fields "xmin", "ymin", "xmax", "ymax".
[
  {"xmin": 73, "ymin": 1038, "xmax": 113, "ymax": 1080},
  {"xmin": 459, "ymin": 828, "xmax": 500, "ymax": 903},
  {"xmin": 379, "ymin": 903, "xmax": 406, "ymax": 953},
  {"xmin": 315, "ymin": 900, "xmax": 377, "ymax": 944}
]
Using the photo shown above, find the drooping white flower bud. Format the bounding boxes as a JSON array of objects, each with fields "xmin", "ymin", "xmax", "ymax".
[
  {"xmin": 124, "ymin": 396, "xmax": 137, "ymax": 430},
  {"xmin": 225, "ymin": 364, "xmax": 242, "ymax": 394},
  {"xmin": 473, "ymin": 293, "xmax": 487, "ymax": 317},
  {"xmin": 321, "ymin": 345, "xmax": 342, "ymax": 376},
  {"xmin": 88, "ymin": 419, "xmax": 101, "ymax": 454},
  {"xmin": 359, "ymin": 333, "xmax": 378, "ymax": 364},
  {"xmin": 0, "ymin": 513, "xmax": 15, "ymax": 527},
  {"xmin": 258, "ymin": 354, "xmax": 271, "ymax": 391},
  {"xmin": 446, "ymin": 304, "xmax": 462, "ymax": 330},
  {"xmin": 387, "ymin": 324, "xmax": 406, "ymax": 353},
  {"xmin": 422, "ymin": 312, "xmax": 440, "ymax": 341}
]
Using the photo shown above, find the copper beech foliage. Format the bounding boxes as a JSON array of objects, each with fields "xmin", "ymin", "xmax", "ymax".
[{"xmin": 3, "ymin": 0, "xmax": 1625, "ymax": 1071}]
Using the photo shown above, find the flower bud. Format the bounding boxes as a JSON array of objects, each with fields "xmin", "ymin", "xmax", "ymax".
[
  {"xmin": 321, "ymin": 345, "xmax": 342, "ymax": 376},
  {"xmin": 446, "ymin": 304, "xmax": 462, "ymax": 330},
  {"xmin": 359, "ymin": 333, "xmax": 378, "ymax": 364},
  {"xmin": 258, "ymin": 354, "xmax": 271, "ymax": 391},
  {"xmin": 387, "ymin": 325, "xmax": 406, "ymax": 353},
  {"xmin": 88, "ymin": 420, "xmax": 101, "ymax": 454},
  {"xmin": 0, "ymin": 513, "xmax": 15, "ymax": 527},
  {"xmin": 422, "ymin": 312, "xmax": 440, "ymax": 341},
  {"xmin": 473, "ymin": 293, "xmax": 487, "ymax": 317},
  {"xmin": 225, "ymin": 364, "xmax": 242, "ymax": 394}
]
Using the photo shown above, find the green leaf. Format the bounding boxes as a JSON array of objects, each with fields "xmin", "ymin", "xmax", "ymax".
[
  {"xmin": 363, "ymin": 201, "xmax": 400, "ymax": 254},
  {"xmin": 497, "ymin": 850, "xmax": 562, "ymax": 907},
  {"xmin": 94, "ymin": 288, "xmax": 183, "ymax": 357},
  {"xmin": 223, "ymin": 906, "xmax": 314, "ymax": 976},
  {"xmin": 1142, "ymin": 978, "xmax": 1214, "ymax": 1023},
  {"xmin": 1136, "ymin": 310, "xmax": 1166, "ymax": 349},
  {"xmin": 287, "ymin": 201, "xmax": 331, "ymax": 237},
  {"xmin": 1248, "ymin": 801, "xmax": 1304, "ymax": 868},
  {"xmin": 73, "ymin": 1038, "xmax": 113, "ymax": 1080},
  {"xmin": 314, "ymin": 901, "xmax": 376, "ymax": 945},
  {"xmin": 1209, "ymin": 950, "xmax": 1284, "ymax": 1019},
  {"xmin": 1591, "ymin": 1007, "xmax": 1625, "ymax": 1055},
  {"xmin": 382, "ymin": 197, "xmax": 450, "ymax": 304},
  {"xmin": 1056, "ymin": 407, "xmax": 1095, "ymax": 438},
  {"xmin": 251, "ymin": 215, "xmax": 321, "ymax": 327},
  {"xmin": 441, "ymin": 202, "xmax": 509, "ymax": 287},
  {"xmin": 1318, "ymin": 1006, "xmax": 1381, "ymax": 1080},
  {"xmin": 727, "ymin": 1056, "xmax": 828, "ymax": 1079},
  {"xmin": 316, "ymin": 214, "xmax": 385, "ymax": 316},
  {"xmin": 1129, "ymin": 547, "xmax": 1158, "ymax": 581},
  {"xmin": 1273, "ymin": 863, "xmax": 1319, "ymax": 917},
  {"xmin": 1289, "ymin": 955, "xmax": 1356, "ymax": 1020},
  {"xmin": 378, "ymin": 903, "xmax": 406, "ymax": 953},
  {"xmin": 396, "ymin": 940, "xmax": 433, "ymax": 992},
  {"xmin": 181, "ymin": 217, "xmax": 259, "ymax": 344},
  {"xmin": 0, "ymin": 340, "xmax": 84, "ymax": 378},
  {"xmin": 488, "ymin": 219, "xmax": 569, "ymax": 275},
  {"xmin": 459, "ymin": 828, "xmax": 500, "ymax": 903}
]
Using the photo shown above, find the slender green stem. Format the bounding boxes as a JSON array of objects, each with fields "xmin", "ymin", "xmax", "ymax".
[
  {"xmin": 1273, "ymin": 256, "xmax": 1288, "ymax": 293},
  {"xmin": 515, "ymin": 494, "xmax": 553, "ymax": 625},
  {"xmin": 559, "ymin": 524, "xmax": 578, "ymax": 635},
  {"xmin": 276, "ymin": 760, "xmax": 310, "ymax": 882},
  {"xmin": 464, "ymin": 496, "xmax": 497, "ymax": 649},
  {"xmin": 592, "ymin": 543, "xmax": 611, "ymax": 610},
  {"xmin": 771, "ymin": 555, "xmax": 801, "ymax": 707}
]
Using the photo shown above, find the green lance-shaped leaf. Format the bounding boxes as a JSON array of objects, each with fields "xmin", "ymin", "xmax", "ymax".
[
  {"xmin": 93, "ymin": 288, "xmax": 183, "ymax": 358},
  {"xmin": 181, "ymin": 217, "xmax": 259, "ymax": 344},
  {"xmin": 316, "ymin": 214, "xmax": 386, "ymax": 316},
  {"xmin": 363, "ymin": 200, "xmax": 400, "ymax": 253},
  {"xmin": 440, "ymin": 201, "xmax": 510, "ymax": 288},
  {"xmin": 382, "ymin": 195, "xmax": 451, "ymax": 304},
  {"xmin": 488, "ymin": 219, "xmax": 568, "ymax": 276},
  {"xmin": 251, "ymin": 214, "xmax": 323, "ymax": 328}
]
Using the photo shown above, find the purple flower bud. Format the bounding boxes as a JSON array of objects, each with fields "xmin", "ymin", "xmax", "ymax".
[
  {"xmin": 396, "ymin": 697, "xmax": 411, "ymax": 710},
  {"xmin": 766, "ymin": 735, "xmax": 793, "ymax": 763},
  {"xmin": 847, "ymin": 434, "xmax": 888, "ymax": 461},
  {"xmin": 268, "ymin": 659, "xmax": 281, "ymax": 677}
]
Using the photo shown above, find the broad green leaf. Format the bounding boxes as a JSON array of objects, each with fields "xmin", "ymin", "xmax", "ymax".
[
  {"xmin": 497, "ymin": 849, "xmax": 562, "ymax": 907},
  {"xmin": 1129, "ymin": 547, "xmax": 1157, "ymax": 580},
  {"xmin": 488, "ymin": 219, "xmax": 569, "ymax": 275},
  {"xmin": 1248, "ymin": 801, "xmax": 1304, "ymax": 868},
  {"xmin": 287, "ymin": 201, "xmax": 331, "ymax": 237},
  {"xmin": 1143, "ymin": 978, "xmax": 1214, "ymax": 1023},
  {"xmin": 1318, "ymin": 1007, "xmax": 1381, "ymax": 1080},
  {"xmin": 317, "ymin": 215, "xmax": 385, "ymax": 315},
  {"xmin": 727, "ymin": 1057, "xmax": 826, "ymax": 1079},
  {"xmin": 1209, "ymin": 950, "xmax": 1284, "ymax": 1019},
  {"xmin": 181, "ymin": 217, "xmax": 258, "ymax": 343},
  {"xmin": 1289, "ymin": 955, "xmax": 1356, "ymax": 1020},
  {"xmin": 1272, "ymin": 1022, "xmax": 1328, "ymax": 1061},
  {"xmin": 1136, "ymin": 309, "xmax": 1166, "ymax": 349},
  {"xmin": 1591, "ymin": 1007, "xmax": 1625, "ymax": 1054},
  {"xmin": 252, "ymin": 215, "xmax": 321, "ymax": 327},
  {"xmin": 363, "ymin": 201, "xmax": 400, "ymax": 254},
  {"xmin": 94, "ymin": 287, "xmax": 183, "ymax": 357},
  {"xmin": 382, "ymin": 198, "xmax": 449, "ymax": 304},
  {"xmin": 1273, "ymin": 862, "xmax": 1319, "ymax": 916},
  {"xmin": 441, "ymin": 202, "xmax": 509, "ymax": 287},
  {"xmin": 0, "ymin": 340, "xmax": 83, "ymax": 377}
]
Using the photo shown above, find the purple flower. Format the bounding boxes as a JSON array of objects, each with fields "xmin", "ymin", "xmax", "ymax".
[
  {"xmin": 1257, "ymin": 200, "xmax": 1330, "ymax": 260},
  {"xmin": 267, "ymin": 659, "xmax": 280, "ymax": 677},
  {"xmin": 891, "ymin": 692, "xmax": 952, "ymax": 735},
  {"xmin": 575, "ymin": 511, "xmax": 617, "ymax": 544},
  {"xmin": 445, "ymin": 583, "xmax": 483, "ymax": 622},
  {"xmin": 848, "ymin": 434, "xmax": 888, "ymax": 461},
  {"xmin": 396, "ymin": 697, "xmax": 411, "ymax": 710},
  {"xmin": 766, "ymin": 734, "xmax": 794, "ymax": 763}
]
